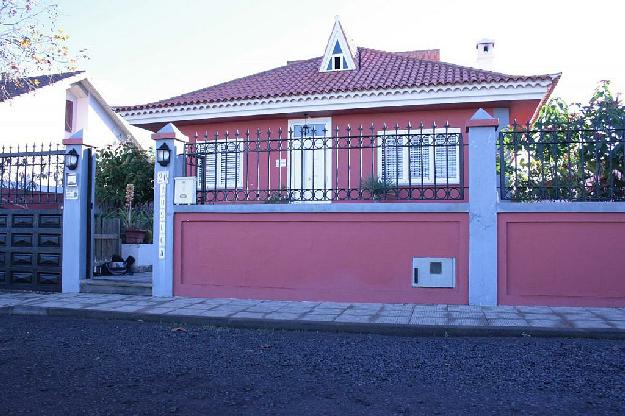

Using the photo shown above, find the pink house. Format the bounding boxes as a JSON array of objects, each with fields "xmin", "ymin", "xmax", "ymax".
[
  {"xmin": 118, "ymin": 19, "xmax": 559, "ymax": 205},
  {"xmin": 116, "ymin": 19, "xmax": 621, "ymax": 308}
]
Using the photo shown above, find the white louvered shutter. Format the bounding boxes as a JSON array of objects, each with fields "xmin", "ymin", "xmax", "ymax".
[
  {"xmin": 381, "ymin": 135, "xmax": 405, "ymax": 183},
  {"xmin": 220, "ymin": 142, "xmax": 241, "ymax": 188},
  {"xmin": 409, "ymin": 134, "xmax": 431, "ymax": 183},
  {"xmin": 434, "ymin": 133, "xmax": 458, "ymax": 183},
  {"xmin": 205, "ymin": 143, "xmax": 219, "ymax": 188}
]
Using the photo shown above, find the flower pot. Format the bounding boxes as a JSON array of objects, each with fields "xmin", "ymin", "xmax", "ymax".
[{"xmin": 124, "ymin": 229, "xmax": 146, "ymax": 244}]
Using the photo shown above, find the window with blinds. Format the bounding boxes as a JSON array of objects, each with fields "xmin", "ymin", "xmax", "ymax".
[
  {"xmin": 378, "ymin": 129, "xmax": 460, "ymax": 184},
  {"xmin": 196, "ymin": 141, "xmax": 243, "ymax": 189}
]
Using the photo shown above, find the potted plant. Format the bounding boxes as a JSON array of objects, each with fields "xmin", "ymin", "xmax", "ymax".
[
  {"xmin": 361, "ymin": 176, "xmax": 394, "ymax": 201},
  {"xmin": 265, "ymin": 188, "xmax": 291, "ymax": 204},
  {"xmin": 120, "ymin": 184, "xmax": 147, "ymax": 243},
  {"xmin": 136, "ymin": 202, "xmax": 154, "ymax": 243}
]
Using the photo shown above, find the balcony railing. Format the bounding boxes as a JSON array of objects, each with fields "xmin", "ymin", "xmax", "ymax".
[{"xmin": 183, "ymin": 123, "xmax": 465, "ymax": 204}]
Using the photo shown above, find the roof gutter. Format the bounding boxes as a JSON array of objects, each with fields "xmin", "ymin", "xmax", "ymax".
[{"xmin": 117, "ymin": 79, "xmax": 556, "ymax": 126}]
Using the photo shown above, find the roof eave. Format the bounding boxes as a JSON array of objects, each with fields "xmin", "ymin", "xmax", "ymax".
[
  {"xmin": 75, "ymin": 78, "xmax": 141, "ymax": 148},
  {"xmin": 118, "ymin": 80, "xmax": 555, "ymax": 126},
  {"xmin": 528, "ymin": 72, "xmax": 562, "ymax": 124}
]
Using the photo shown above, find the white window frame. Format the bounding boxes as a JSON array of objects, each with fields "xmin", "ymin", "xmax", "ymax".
[
  {"xmin": 377, "ymin": 128, "xmax": 461, "ymax": 185},
  {"xmin": 196, "ymin": 139, "xmax": 244, "ymax": 189}
]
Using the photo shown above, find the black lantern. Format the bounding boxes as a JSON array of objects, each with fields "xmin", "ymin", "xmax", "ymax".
[
  {"xmin": 156, "ymin": 142, "xmax": 171, "ymax": 167},
  {"xmin": 64, "ymin": 148, "xmax": 79, "ymax": 170},
  {"xmin": 302, "ymin": 113, "xmax": 310, "ymax": 136}
]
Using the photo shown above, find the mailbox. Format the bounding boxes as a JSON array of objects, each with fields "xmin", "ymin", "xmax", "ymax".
[{"xmin": 174, "ymin": 177, "xmax": 197, "ymax": 205}]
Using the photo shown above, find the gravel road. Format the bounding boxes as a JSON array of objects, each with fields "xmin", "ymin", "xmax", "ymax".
[{"xmin": 1, "ymin": 315, "xmax": 624, "ymax": 415}]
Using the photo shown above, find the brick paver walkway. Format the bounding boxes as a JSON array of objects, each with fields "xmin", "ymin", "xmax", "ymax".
[{"xmin": 2, "ymin": 291, "xmax": 625, "ymax": 335}]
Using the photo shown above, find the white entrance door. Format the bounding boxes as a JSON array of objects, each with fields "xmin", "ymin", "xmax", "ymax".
[{"xmin": 288, "ymin": 118, "xmax": 332, "ymax": 202}]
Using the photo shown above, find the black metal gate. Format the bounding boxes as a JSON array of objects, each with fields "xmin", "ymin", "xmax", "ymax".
[{"xmin": 0, "ymin": 144, "xmax": 65, "ymax": 292}]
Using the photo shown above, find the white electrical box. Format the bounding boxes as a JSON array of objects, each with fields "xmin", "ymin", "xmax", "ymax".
[
  {"xmin": 174, "ymin": 177, "xmax": 197, "ymax": 205},
  {"xmin": 411, "ymin": 257, "xmax": 455, "ymax": 288}
]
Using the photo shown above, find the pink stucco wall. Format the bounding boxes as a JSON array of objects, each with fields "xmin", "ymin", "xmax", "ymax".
[
  {"xmin": 498, "ymin": 213, "xmax": 625, "ymax": 307},
  {"xmin": 176, "ymin": 103, "xmax": 540, "ymax": 204},
  {"xmin": 174, "ymin": 212, "xmax": 469, "ymax": 304},
  {"xmin": 175, "ymin": 102, "xmax": 539, "ymax": 139}
]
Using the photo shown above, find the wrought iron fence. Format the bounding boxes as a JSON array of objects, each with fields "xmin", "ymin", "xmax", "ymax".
[
  {"xmin": 184, "ymin": 123, "xmax": 465, "ymax": 203},
  {"xmin": 498, "ymin": 125, "xmax": 625, "ymax": 201},
  {"xmin": 0, "ymin": 143, "xmax": 65, "ymax": 208}
]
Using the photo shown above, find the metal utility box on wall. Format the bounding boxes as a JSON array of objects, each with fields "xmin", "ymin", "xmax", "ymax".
[
  {"xmin": 174, "ymin": 177, "xmax": 197, "ymax": 205},
  {"xmin": 412, "ymin": 257, "xmax": 456, "ymax": 288}
]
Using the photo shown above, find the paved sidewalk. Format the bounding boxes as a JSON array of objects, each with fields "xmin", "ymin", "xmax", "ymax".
[{"xmin": 2, "ymin": 291, "xmax": 625, "ymax": 337}]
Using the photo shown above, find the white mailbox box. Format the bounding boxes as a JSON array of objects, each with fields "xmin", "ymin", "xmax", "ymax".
[{"xmin": 174, "ymin": 177, "xmax": 197, "ymax": 205}]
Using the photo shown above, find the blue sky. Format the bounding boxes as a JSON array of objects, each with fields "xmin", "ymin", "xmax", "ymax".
[{"xmin": 57, "ymin": 0, "xmax": 624, "ymax": 106}]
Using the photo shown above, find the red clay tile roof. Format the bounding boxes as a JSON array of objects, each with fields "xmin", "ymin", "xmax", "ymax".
[{"xmin": 117, "ymin": 48, "xmax": 556, "ymax": 111}]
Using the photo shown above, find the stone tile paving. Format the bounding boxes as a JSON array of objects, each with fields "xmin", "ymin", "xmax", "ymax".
[{"xmin": 1, "ymin": 291, "xmax": 625, "ymax": 333}]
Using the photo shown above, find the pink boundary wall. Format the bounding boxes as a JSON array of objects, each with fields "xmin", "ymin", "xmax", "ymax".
[
  {"xmin": 498, "ymin": 213, "xmax": 625, "ymax": 307},
  {"xmin": 174, "ymin": 212, "xmax": 469, "ymax": 304}
]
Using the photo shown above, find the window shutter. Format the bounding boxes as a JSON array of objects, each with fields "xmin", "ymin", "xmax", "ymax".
[
  {"xmin": 195, "ymin": 146, "xmax": 203, "ymax": 190},
  {"xmin": 199, "ymin": 143, "xmax": 218, "ymax": 189},
  {"xmin": 196, "ymin": 142, "xmax": 241, "ymax": 189},
  {"xmin": 220, "ymin": 142, "xmax": 241, "ymax": 188},
  {"xmin": 434, "ymin": 133, "xmax": 458, "ymax": 182},
  {"xmin": 409, "ymin": 134, "xmax": 431, "ymax": 182},
  {"xmin": 381, "ymin": 135, "xmax": 405, "ymax": 183}
]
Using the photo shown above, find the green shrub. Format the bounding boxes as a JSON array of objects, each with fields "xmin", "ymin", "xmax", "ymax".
[{"xmin": 95, "ymin": 144, "xmax": 154, "ymax": 207}]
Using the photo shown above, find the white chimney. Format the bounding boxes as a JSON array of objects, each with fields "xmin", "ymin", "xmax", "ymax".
[{"xmin": 475, "ymin": 39, "xmax": 495, "ymax": 70}]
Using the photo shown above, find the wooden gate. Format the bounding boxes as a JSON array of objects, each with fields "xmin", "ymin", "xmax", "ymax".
[{"xmin": 93, "ymin": 214, "xmax": 121, "ymax": 267}]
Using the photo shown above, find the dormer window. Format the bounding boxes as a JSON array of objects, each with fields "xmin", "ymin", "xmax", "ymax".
[
  {"xmin": 319, "ymin": 17, "xmax": 356, "ymax": 73},
  {"xmin": 333, "ymin": 56, "xmax": 342, "ymax": 70}
]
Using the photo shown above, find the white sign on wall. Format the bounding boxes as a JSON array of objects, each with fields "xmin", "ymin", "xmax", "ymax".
[
  {"xmin": 65, "ymin": 189, "xmax": 79, "ymax": 200},
  {"xmin": 157, "ymin": 171, "xmax": 169, "ymax": 259},
  {"xmin": 65, "ymin": 173, "xmax": 79, "ymax": 199}
]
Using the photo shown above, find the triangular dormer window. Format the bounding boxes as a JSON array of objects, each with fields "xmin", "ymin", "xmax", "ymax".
[{"xmin": 320, "ymin": 17, "xmax": 356, "ymax": 72}]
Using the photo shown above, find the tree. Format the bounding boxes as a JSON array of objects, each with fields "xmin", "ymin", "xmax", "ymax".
[
  {"xmin": 502, "ymin": 81, "xmax": 625, "ymax": 201},
  {"xmin": 535, "ymin": 80, "xmax": 624, "ymax": 129},
  {"xmin": 0, "ymin": 0, "xmax": 86, "ymax": 100},
  {"xmin": 95, "ymin": 144, "xmax": 154, "ymax": 208}
]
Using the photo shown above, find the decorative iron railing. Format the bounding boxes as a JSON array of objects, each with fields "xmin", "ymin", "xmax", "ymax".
[
  {"xmin": 184, "ymin": 123, "xmax": 465, "ymax": 203},
  {"xmin": 0, "ymin": 143, "xmax": 65, "ymax": 208},
  {"xmin": 498, "ymin": 125, "xmax": 625, "ymax": 201}
]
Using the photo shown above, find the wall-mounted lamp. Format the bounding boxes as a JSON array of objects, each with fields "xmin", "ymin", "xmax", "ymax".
[
  {"xmin": 156, "ymin": 142, "xmax": 171, "ymax": 167},
  {"xmin": 64, "ymin": 148, "xmax": 79, "ymax": 170},
  {"xmin": 302, "ymin": 113, "xmax": 310, "ymax": 136}
]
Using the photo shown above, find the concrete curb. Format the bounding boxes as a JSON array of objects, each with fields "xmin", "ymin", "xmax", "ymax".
[{"xmin": 2, "ymin": 305, "xmax": 625, "ymax": 339}]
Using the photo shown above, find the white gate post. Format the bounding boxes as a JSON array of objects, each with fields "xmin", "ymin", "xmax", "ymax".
[
  {"xmin": 152, "ymin": 124, "xmax": 188, "ymax": 297},
  {"xmin": 467, "ymin": 109, "xmax": 499, "ymax": 306},
  {"xmin": 61, "ymin": 130, "xmax": 94, "ymax": 293}
]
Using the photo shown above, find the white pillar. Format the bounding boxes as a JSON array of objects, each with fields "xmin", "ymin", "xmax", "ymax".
[
  {"xmin": 151, "ymin": 124, "xmax": 188, "ymax": 297},
  {"xmin": 467, "ymin": 109, "xmax": 499, "ymax": 306},
  {"xmin": 61, "ymin": 130, "xmax": 94, "ymax": 293}
]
